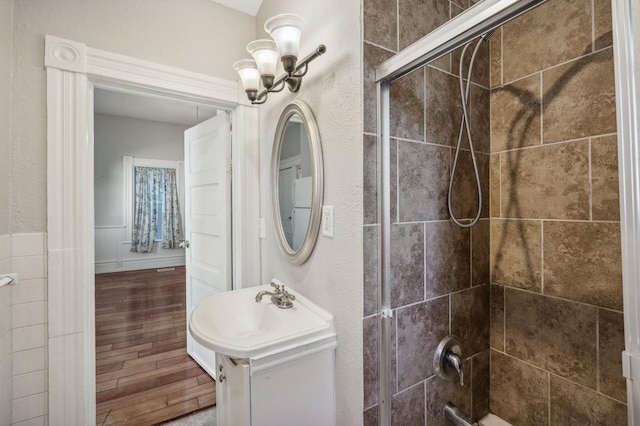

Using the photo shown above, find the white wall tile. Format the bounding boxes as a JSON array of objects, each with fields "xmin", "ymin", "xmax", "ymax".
[
  {"xmin": 0, "ymin": 235, "xmax": 10, "ymax": 261},
  {"xmin": 12, "ymin": 392, "xmax": 46, "ymax": 423},
  {"xmin": 11, "ymin": 279, "xmax": 46, "ymax": 304},
  {"xmin": 0, "ymin": 379, "xmax": 11, "ymax": 424},
  {"xmin": 12, "ymin": 256, "xmax": 46, "ymax": 281},
  {"xmin": 13, "ymin": 302, "xmax": 46, "ymax": 329},
  {"xmin": 0, "ymin": 329, "xmax": 11, "ymax": 361},
  {"xmin": 13, "ymin": 325, "xmax": 46, "ymax": 352},
  {"xmin": 0, "ymin": 402, "xmax": 11, "ymax": 426},
  {"xmin": 13, "ymin": 348, "xmax": 46, "ymax": 376},
  {"xmin": 0, "ymin": 354, "xmax": 10, "ymax": 386},
  {"xmin": 14, "ymin": 416, "xmax": 46, "ymax": 426},
  {"xmin": 0, "ymin": 287, "xmax": 10, "ymax": 314},
  {"xmin": 11, "ymin": 234, "xmax": 46, "ymax": 258},
  {"xmin": 0, "ymin": 307, "xmax": 10, "ymax": 336},
  {"xmin": 0, "ymin": 258, "xmax": 11, "ymax": 275},
  {"xmin": 13, "ymin": 370, "xmax": 46, "ymax": 399}
]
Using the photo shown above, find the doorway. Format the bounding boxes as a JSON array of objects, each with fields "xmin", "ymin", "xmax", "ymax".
[
  {"xmin": 45, "ymin": 35, "xmax": 261, "ymax": 424},
  {"xmin": 93, "ymin": 88, "xmax": 223, "ymax": 424}
]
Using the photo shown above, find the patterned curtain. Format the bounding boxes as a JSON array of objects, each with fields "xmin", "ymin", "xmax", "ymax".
[
  {"xmin": 131, "ymin": 167, "xmax": 163, "ymax": 253},
  {"xmin": 161, "ymin": 169, "xmax": 182, "ymax": 249}
]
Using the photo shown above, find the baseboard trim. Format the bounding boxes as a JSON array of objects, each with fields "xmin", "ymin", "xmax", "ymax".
[{"xmin": 96, "ymin": 256, "xmax": 185, "ymax": 274}]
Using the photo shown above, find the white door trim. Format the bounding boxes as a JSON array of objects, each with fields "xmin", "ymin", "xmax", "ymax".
[{"xmin": 45, "ymin": 35, "xmax": 261, "ymax": 425}]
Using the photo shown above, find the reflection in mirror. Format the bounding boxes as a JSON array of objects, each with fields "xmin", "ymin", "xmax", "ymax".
[
  {"xmin": 271, "ymin": 100, "xmax": 323, "ymax": 265},
  {"xmin": 277, "ymin": 114, "xmax": 311, "ymax": 251}
]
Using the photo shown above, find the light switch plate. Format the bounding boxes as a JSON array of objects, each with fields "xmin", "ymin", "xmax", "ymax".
[
  {"xmin": 259, "ymin": 218, "xmax": 266, "ymax": 239},
  {"xmin": 322, "ymin": 206, "xmax": 334, "ymax": 238}
]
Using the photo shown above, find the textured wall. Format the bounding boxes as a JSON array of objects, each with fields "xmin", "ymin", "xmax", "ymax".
[
  {"xmin": 255, "ymin": 0, "xmax": 364, "ymax": 424},
  {"xmin": 0, "ymin": 0, "xmax": 12, "ymax": 236},
  {"xmin": 0, "ymin": 1, "xmax": 13, "ymax": 422},
  {"xmin": 363, "ymin": 0, "xmax": 627, "ymax": 425},
  {"xmin": 488, "ymin": 0, "xmax": 626, "ymax": 424},
  {"xmin": 11, "ymin": 0, "xmax": 256, "ymax": 233}
]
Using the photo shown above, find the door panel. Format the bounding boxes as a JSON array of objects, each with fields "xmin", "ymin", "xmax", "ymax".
[{"xmin": 185, "ymin": 112, "xmax": 231, "ymax": 377}]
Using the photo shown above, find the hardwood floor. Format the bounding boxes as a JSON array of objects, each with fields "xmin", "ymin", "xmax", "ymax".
[{"xmin": 95, "ymin": 266, "xmax": 216, "ymax": 426}]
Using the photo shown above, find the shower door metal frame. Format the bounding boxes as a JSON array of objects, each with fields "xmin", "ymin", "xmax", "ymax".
[
  {"xmin": 374, "ymin": 0, "xmax": 639, "ymax": 424},
  {"xmin": 613, "ymin": 0, "xmax": 640, "ymax": 424}
]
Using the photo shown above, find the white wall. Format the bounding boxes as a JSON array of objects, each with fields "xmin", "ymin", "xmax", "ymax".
[
  {"xmin": 94, "ymin": 113, "xmax": 187, "ymax": 273},
  {"xmin": 256, "ymin": 1, "xmax": 363, "ymax": 424},
  {"xmin": 0, "ymin": 1, "xmax": 13, "ymax": 423},
  {"xmin": 0, "ymin": 0, "xmax": 12, "ymax": 236},
  {"xmin": 11, "ymin": 0, "xmax": 256, "ymax": 234},
  {"xmin": 94, "ymin": 113, "xmax": 187, "ymax": 226}
]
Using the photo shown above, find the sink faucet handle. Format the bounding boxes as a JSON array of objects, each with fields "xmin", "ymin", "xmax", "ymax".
[
  {"xmin": 270, "ymin": 281, "xmax": 282, "ymax": 293},
  {"xmin": 281, "ymin": 285, "xmax": 296, "ymax": 301}
]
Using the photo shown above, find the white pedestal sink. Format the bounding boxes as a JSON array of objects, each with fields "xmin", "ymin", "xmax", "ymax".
[{"xmin": 189, "ymin": 282, "xmax": 337, "ymax": 426}]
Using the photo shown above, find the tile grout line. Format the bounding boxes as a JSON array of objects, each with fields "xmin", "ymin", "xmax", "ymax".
[
  {"xmin": 547, "ymin": 371, "xmax": 551, "ymax": 424},
  {"xmin": 396, "ymin": 0, "xmax": 400, "ymax": 53},
  {"xmin": 423, "ymin": 222, "xmax": 427, "ymax": 302},
  {"xmin": 591, "ymin": 0, "xmax": 596, "ymax": 53},
  {"xmin": 499, "ymin": 152, "xmax": 502, "ymax": 218},
  {"xmin": 541, "ymin": 220, "xmax": 545, "ymax": 294},
  {"xmin": 589, "ymin": 137, "xmax": 594, "ymax": 221},
  {"xmin": 596, "ymin": 308, "xmax": 600, "ymax": 393},
  {"xmin": 540, "ymin": 72, "xmax": 544, "ymax": 145},
  {"xmin": 502, "ymin": 283, "xmax": 506, "ymax": 352},
  {"xmin": 500, "ymin": 25, "xmax": 504, "ymax": 87}
]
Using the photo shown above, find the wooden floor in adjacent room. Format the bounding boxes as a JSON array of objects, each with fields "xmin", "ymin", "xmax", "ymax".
[{"xmin": 95, "ymin": 266, "xmax": 216, "ymax": 426}]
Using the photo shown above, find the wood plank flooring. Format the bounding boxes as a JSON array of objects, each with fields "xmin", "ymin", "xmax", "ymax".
[{"xmin": 95, "ymin": 266, "xmax": 216, "ymax": 426}]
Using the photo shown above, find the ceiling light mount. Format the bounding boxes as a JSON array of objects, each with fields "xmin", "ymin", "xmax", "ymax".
[{"xmin": 233, "ymin": 14, "xmax": 326, "ymax": 105}]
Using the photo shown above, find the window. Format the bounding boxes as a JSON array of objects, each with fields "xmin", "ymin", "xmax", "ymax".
[{"xmin": 125, "ymin": 157, "xmax": 184, "ymax": 253}]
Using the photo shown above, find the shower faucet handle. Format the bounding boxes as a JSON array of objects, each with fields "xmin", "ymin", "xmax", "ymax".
[
  {"xmin": 445, "ymin": 351, "xmax": 464, "ymax": 386},
  {"xmin": 434, "ymin": 335, "xmax": 465, "ymax": 386}
]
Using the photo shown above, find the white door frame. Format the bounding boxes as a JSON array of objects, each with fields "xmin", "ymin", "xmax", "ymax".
[{"xmin": 44, "ymin": 35, "xmax": 261, "ymax": 424}]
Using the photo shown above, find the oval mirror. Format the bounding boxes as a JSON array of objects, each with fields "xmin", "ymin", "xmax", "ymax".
[{"xmin": 271, "ymin": 100, "xmax": 323, "ymax": 265}]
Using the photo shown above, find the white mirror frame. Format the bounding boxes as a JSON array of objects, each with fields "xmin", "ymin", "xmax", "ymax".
[{"xmin": 271, "ymin": 100, "xmax": 324, "ymax": 265}]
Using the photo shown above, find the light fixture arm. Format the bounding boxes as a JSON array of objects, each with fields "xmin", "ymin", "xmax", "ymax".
[{"xmin": 253, "ymin": 44, "xmax": 326, "ymax": 104}]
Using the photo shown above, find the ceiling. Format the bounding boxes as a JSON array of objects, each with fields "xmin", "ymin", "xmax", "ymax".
[
  {"xmin": 209, "ymin": 0, "xmax": 263, "ymax": 16},
  {"xmin": 94, "ymin": 89, "xmax": 218, "ymax": 127}
]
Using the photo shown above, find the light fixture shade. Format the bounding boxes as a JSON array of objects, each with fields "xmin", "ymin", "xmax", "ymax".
[
  {"xmin": 264, "ymin": 14, "xmax": 306, "ymax": 58},
  {"xmin": 247, "ymin": 39, "xmax": 279, "ymax": 77},
  {"xmin": 232, "ymin": 59, "xmax": 260, "ymax": 92}
]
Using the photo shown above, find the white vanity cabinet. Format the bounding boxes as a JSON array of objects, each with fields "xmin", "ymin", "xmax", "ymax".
[
  {"xmin": 189, "ymin": 284, "xmax": 337, "ymax": 426},
  {"xmin": 216, "ymin": 340, "xmax": 336, "ymax": 426}
]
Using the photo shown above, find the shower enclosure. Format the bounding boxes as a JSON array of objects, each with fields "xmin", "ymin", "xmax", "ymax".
[{"xmin": 363, "ymin": 0, "xmax": 638, "ymax": 424}]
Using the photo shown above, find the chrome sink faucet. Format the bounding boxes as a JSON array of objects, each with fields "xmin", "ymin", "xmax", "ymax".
[{"xmin": 255, "ymin": 281, "xmax": 296, "ymax": 309}]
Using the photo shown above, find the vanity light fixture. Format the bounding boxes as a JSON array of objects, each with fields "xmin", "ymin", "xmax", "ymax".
[{"xmin": 233, "ymin": 14, "xmax": 326, "ymax": 105}]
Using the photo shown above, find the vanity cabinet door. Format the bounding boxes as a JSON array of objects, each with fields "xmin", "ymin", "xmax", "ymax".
[{"xmin": 216, "ymin": 354, "xmax": 251, "ymax": 426}]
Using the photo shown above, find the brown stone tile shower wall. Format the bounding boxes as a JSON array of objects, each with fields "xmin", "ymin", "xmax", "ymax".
[
  {"xmin": 363, "ymin": 0, "xmax": 625, "ymax": 425},
  {"xmin": 363, "ymin": 1, "xmax": 492, "ymax": 425},
  {"xmin": 488, "ymin": 0, "xmax": 627, "ymax": 425}
]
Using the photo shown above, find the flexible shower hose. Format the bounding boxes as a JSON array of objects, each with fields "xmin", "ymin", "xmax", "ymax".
[{"xmin": 447, "ymin": 35, "xmax": 486, "ymax": 228}]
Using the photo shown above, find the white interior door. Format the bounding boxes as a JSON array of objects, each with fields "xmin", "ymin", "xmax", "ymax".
[{"xmin": 185, "ymin": 112, "xmax": 231, "ymax": 377}]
